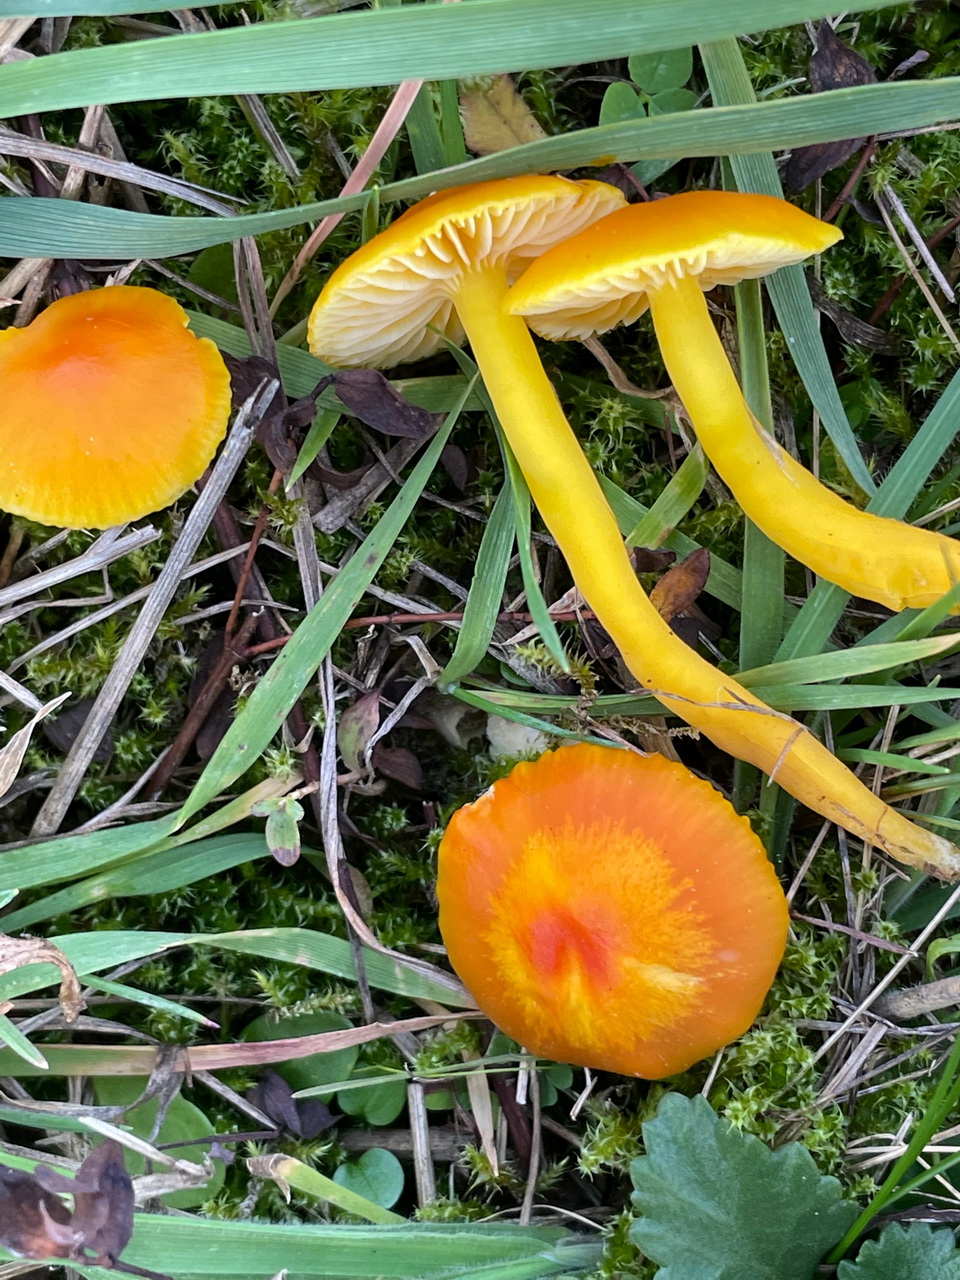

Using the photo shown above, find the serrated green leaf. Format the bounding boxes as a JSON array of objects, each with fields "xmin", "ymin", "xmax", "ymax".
[
  {"xmin": 630, "ymin": 1094, "xmax": 857, "ymax": 1280},
  {"xmin": 599, "ymin": 82, "xmax": 646, "ymax": 127},
  {"xmin": 629, "ymin": 47, "xmax": 693, "ymax": 94},
  {"xmin": 839, "ymin": 1223, "xmax": 960, "ymax": 1279},
  {"xmin": 334, "ymin": 1148, "xmax": 405, "ymax": 1210}
]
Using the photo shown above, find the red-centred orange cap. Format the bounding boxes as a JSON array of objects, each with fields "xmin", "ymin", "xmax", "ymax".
[{"xmin": 437, "ymin": 743, "xmax": 788, "ymax": 1078}]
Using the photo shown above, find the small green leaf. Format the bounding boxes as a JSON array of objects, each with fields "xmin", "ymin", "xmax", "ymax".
[
  {"xmin": 333, "ymin": 1148, "xmax": 405, "ymax": 1210},
  {"xmin": 630, "ymin": 1094, "xmax": 857, "ymax": 1280},
  {"xmin": 241, "ymin": 1010, "xmax": 358, "ymax": 1092},
  {"xmin": 93, "ymin": 1078, "xmax": 224, "ymax": 1209},
  {"xmin": 599, "ymin": 81, "xmax": 645, "ymax": 126},
  {"xmin": 338, "ymin": 1071, "xmax": 407, "ymax": 1126},
  {"xmin": 264, "ymin": 803, "xmax": 302, "ymax": 864},
  {"xmin": 839, "ymin": 1223, "xmax": 960, "ymax": 1279},
  {"xmin": 629, "ymin": 46, "xmax": 693, "ymax": 94},
  {"xmin": 648, "ymin": 86, "xmax": 698, "ymax": 115}
]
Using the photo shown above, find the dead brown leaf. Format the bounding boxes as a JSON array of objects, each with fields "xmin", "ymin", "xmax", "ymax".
[
  {"xmin": 460, "ymin": 75, "xmax": 546, "ymax": 155},
  {"xmin": 784, "ymin": 22, "xmax": 877, "ymax": 193},
  {"xmin": 649, "ymin": 548, "xmax": 711, "ymax": 625},
  {"xmin": 0, "ymin": 934, "xmax": 84, "ymax": 1022},
  {"xmin": 0, "ymin": 1140, "xmax": 135, "ymax": 1270}
]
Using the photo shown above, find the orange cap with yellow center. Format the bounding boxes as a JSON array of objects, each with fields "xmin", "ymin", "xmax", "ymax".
[
  {"xmin": 0, "ymin": 285, "xmax": 232, "ymax": 529},
  {"xmin": 437, "ymin": 743, "xmax": 788, "ymax": 1079}
]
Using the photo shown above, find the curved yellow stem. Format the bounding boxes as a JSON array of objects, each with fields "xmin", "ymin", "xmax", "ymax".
[
  {"xmin": 647, "ymin": 273, "xmax": 960, "ymax": 612},
  {"xmin": 453, "ymin": 266, "xmax": 960, "ymax": 876}
]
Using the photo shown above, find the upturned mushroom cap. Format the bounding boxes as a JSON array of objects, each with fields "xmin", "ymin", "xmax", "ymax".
[
  {"xmin": 437, "ymin": 743, "xmax": 788, "ymax": 1079},
  {"xmin": 307, "ymin": 175, "xmax": 626, "ymax": 369},
  {"xmin": 0, "ymin": 285, "xmax": 232, "ymax": 529},
  {"xmin": 506, "ymin": 189, "xmax": 842, "ymax": 339}
]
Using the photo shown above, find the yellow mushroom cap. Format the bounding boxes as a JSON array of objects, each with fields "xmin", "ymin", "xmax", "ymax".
[
  {"xmin": 307, "ymin": 175, "xmax": 626, "ymax": 369},
  {"xmin": 0, "ymin": 285, "xmax": 232, "ymax": 529},
  {"xmin": 505, "ymin": 189, "xmax": 843, "ymax": 339}
]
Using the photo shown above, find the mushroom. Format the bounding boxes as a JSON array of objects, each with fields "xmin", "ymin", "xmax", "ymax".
[
  {"xmin": 307, "ymin": 176, "xmax": 960, "ymax": 879},
  {"xmin": 0, "ymin": 285, "xmax": 232, "ymax": 529},
  {"xmin": 437, "ymin": 742, "xmax": 789, "ymax": 1078},
  {"xmin": 505, "ymin": 188, "xmax": 960, "ymax": 613}
]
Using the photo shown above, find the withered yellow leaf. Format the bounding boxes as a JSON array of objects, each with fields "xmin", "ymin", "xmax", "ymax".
[{"xmin": 460, "ymin": 74, "xmax": 547, "ymax": 155}]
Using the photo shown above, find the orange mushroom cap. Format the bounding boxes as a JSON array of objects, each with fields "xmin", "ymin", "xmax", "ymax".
[
  {"xmin": 437, "ymin": 743, "xmax": 788, "ymax": 1079},
  {"xmin": 0, "ymin": 285, "xmax": 232, "ymax": 529},
  {"xmin": 505, "ymin": 189, "xmax": 841, "ymax": 339}
]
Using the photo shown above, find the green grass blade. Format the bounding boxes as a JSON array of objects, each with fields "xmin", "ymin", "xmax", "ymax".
[
  {"xmin": 43, "ymin": 1215, "xmax": 573, "ymax": 1279},
  {"xmin": 439, "ymin": 79, "xmax": 468, "ymax": 167},
  {"xmin": 740, "ymin": 635, "xmax": 960, "ymax": 688},
  {"xmin": 178, "ymin": 401, "xmax": 464, "ymax": 822},
  {"xmin": 503, "ymin": 450, "xmax": 570, "ymax": 673},
  {"xmin": 1, "ymin": 834, "xmax": 270, "ymax": 933},
  {"xmin": 0, "ymin": 926, "xmax": 471, "ymax": 1006},
  {"xmin": 0, "ymin": 1015, "xmax": 47, "ymax": 1070},
  {"xmin": 0, "ymin": 811, "xmax": 179, "ymax": 892},
  {"xmin": 265, "ymin": 1156, "xmax": 405, "ymax": 1225},
  {"xmin": 0, "ymin": 0, "xmax": 907, "ymax": 103},
  {"xmin": 439, "ymin": 479, "xmax": 516, "ymax": 688},
  {"xmin": 730, "ymin": 272, "xmax": 785, "ymax": 812},
  {"xmin": 80, "ymin": 976, "xmax": 215, "ymax": 1027},
  {"xmin": 406, "ymin": 84, "xmax": 448, "ymax": 174},
  {"xmin": 625, "ymin": 444, "xmax": 708, "ymax": 548},
  {"xmin": 452, "ymin": 688, "xmax": 600, "ymax": 744},
  {"xmin": 8, "ymin": 77, "xmax": 960, "ymax": 257}
]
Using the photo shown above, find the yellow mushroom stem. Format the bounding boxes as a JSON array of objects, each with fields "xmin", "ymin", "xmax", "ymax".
[
  {"xmin": 646, "ymin": 271, "xmax": 960, "ymax": 612},
  {"xmin": 454, "ymin": 264, "xmax": 960, "ymax": 877}
]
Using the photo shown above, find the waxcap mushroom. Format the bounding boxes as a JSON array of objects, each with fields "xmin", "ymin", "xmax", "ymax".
[
  {"xmin": 438, "ymin": 742, "xmax": 789, "ymax": 1079},
  {"xmin": 305, "ymin": 181, "xmax": 960, "ymax": 877},
  {"xmin": 308, "ymin": 174, "xmax": 626, "ymax": 369},
  {"xmin": 505, "ymin": 189, "xmax": 841, "ymax": 338},
  {"xmin": 506, "ymin": 189, "xmax": 960, "ymax": 615},
  {"xmin": 0, "ymin": 285, "xmax": 232, "ymax": 529}
]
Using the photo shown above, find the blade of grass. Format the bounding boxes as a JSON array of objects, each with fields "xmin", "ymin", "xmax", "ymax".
[
  {"xmin": 625, "ymin": 445, "xmax": 708, "ymax": 548},
  {"xmin": 0, "ymin": 1015, "xmax": 46, "ymax": 1070},
  {"xmin": 503, "ymin": 450, "xmax": 570, "ymax": 673},
  {"xmin": 261, "ymin": 1156, "xmax": 405, "ymax": 1224},
  {"xmin": 406, "ymin": 83, "xmax": 448, "ymax": 173},
  {"xmin": 439, "ymin": 479, "xmax": 515, "ymax": 688},
  {"xmin": 0, "ymin": 0, "xmax": 908, "ymax": 105},
  {"xmin": 0, "ymin": 925, "xmax": 472, "ymax": 1007},
  {"xmin": 81, "ymin": 976, "xmax": 217, "ymax": 1027},
  {"xmin": 739, "ymin": 635, "xmax": 960, "ymax": 688},
  {"xmin": 730, "ymin": 270, "xmax": 785, "ymax": 813},
  {"xmin": 9, "ymin": 78, "xmax": 960, "ymax": 257},
  {"xmin": 0, "ymin": 833, "xmax": 273, "ymax": 933}
]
